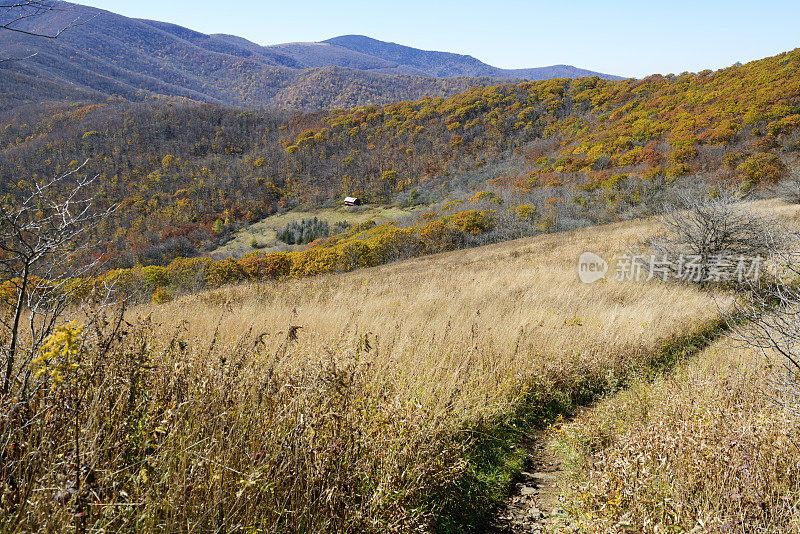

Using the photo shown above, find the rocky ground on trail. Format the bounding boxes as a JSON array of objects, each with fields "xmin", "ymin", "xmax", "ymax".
[{"xmin": 486, "ymin": 437, "xmax": 565, "ymax": 534}]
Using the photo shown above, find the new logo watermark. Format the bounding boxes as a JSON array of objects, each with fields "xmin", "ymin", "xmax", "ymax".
[
  {"xmin": 577, "ymin": 252, "xmax": 608, "ymax": 283},
  {"xmin": 577, "ymin": 252, "xmax": 763, "ymax": 284}
]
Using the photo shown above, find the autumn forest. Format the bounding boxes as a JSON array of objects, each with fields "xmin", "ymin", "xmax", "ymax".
[{"xmin": 2, "ymin": 2, "xmax": 800, "ymax": 533}]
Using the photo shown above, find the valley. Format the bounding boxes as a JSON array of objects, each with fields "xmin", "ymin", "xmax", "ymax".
[{"xmin": 1, "ymin": 2, "xmax": 799, "ymax": 533}]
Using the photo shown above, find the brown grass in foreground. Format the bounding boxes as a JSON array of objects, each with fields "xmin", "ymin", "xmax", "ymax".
[
  {"xmin": 554, "ymin": 337, "xmax": 800, "ymax": 533},
  {"xmin": 145, "ymin": 217, "xmax": 723, "ymax": 422},
  {"xmin": 3, "ymin": 211, "xmax": 743, "ymax": 532}
]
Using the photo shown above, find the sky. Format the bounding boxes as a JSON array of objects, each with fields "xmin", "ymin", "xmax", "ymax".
[{"xmin": 76, "ymin": 0, "xmax": 800, "ymax": 78}]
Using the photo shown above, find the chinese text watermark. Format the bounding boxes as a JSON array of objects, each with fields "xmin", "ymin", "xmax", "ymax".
[{"xmin": 578, "ymin": 252, "xmax": 763, "ymax": 284}]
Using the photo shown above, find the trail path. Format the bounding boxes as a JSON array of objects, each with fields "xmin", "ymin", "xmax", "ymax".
[
  {"xmin": 486, "ymin": 433, "xmax": 565, "ymax": 533},
  {"xmin": 484, "ymin": 307, "xmax": 736, "ymax": 533}
]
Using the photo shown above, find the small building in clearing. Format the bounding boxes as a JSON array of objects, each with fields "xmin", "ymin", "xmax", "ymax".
[{"xmin": 344, "ymin": 196, "xmax": 362, "ymax": 206}]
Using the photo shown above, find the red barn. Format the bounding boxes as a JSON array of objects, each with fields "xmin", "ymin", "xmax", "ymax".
[{"xmin": 344, "ymin": 196, "xmax": 362, "ymax": 206}]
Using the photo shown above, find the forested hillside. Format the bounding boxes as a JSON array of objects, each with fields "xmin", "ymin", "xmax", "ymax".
[
  {"xmin": 0, "ymin": 2, "xmax": 618, "ymax": 111},
  {"xmin": 1, "ymin": 47, "xmax": 799, "ymax": 267}
]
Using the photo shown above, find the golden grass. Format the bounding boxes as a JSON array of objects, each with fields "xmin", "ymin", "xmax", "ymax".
[
  {"xmin": 554, "ymin": 336, "xmax": 800, "ymax": 533},
  {"xmin": 146, "ymin": 216, "xmax": 722, "ymax": 423},
  {"xmin": 11, "ymin": 203, "xmax": 798, "ymax": 532}
]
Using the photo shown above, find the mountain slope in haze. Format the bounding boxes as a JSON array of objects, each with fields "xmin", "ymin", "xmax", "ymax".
[{"xmin": 0, "ymin": 1, "xmax": 622, "ymax": 110}]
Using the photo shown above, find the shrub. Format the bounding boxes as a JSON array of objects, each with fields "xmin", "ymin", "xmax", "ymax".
[
  {"xmin": 371, "ymin": 227, "xmax": 425, "ymax": 263},
  {"xmin": 212, "ymin": 219, "xmax": 228, "ymax": 236},
  {"xmin": 332, "ymin": 220, "xmax": 351, "ymax": 233},
  {"xmin": 166, "ymin": 257, "xmax": 214, "ymax": 291},
  {"xmin": 205, "ymin": 258, "xmax": 247, "ymax": 287},
  {"xmin": 733, "ymin": 245, "xmax": 800, "ymax": 419},
  {"xmin": 775, "ymin": 170, "xmax": 800, "ymax": 203},
  {"xmin": 161, "ymin": 154, "xmax": 176, "ymax": 169},
  {"xmin": 337, "ymin": 242, "xmax": 374, "ymax": 271},
  {"xmin": 141, "ymin": 265, "xmax": 170, "ymax": 290},
  {"xmin": 290, "ymin": 248, "xmax": 340, "ymax": 277},
  {"xmin": 666, "ymin": 163, "xmax": 690, "ymax": 180},
  {"xmin": 418, "ymin": 220, "xmax": 462, "ymax": 253},
  {"xmin": 671, "ymin": 144, "xmax": 698, "ymax": 163},
  {"xmin": 647, "ymin": 193, "xmax": 781, "ymax": 285},
  {"xmin": 448, "ymin": 210, "xmax": 495, "ymax": 235},
  {"xmin": 469, "ymin": 191, "xmax": 501, "ymax": 204},
  {"xmin": 737, "ymin": 152, "xmax": 788, "ymax": 188},
  {"xmin": 96, "ymin": 268, "xmax": 146, "ymax": 298},
  {"xmin": 277, "ymin": 217, "xmax": 330, "ymax": 245},
  {"xmin": 239, "ymin": 252, "xmax": 291, "ymax": 279},
  {"xmin": 614, "ymin": 146, "xmax": 643, "ymax": 166},
  {"xmin": 768, "ymin": 114, "xmax": 800, "ymax": 137},
  {"xmin": 512, "ymin": 204, "xmax": 538, "ymax": 221},
  {"xmin": 151, "ymin": 286, "xmax": 173, "ymax": 304},
  {"xmin": 723, "ymin": 150, "xmax": 747, "ymax": 168}
]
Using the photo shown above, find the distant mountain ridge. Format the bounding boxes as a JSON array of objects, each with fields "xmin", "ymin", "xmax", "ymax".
[
  {"xmin": 322, "ymin": 35, "xmax": 619, "ymax": 80},
  {"xmin": 0, "ymin": 2, "xmax": 623, "ymax": 110}
]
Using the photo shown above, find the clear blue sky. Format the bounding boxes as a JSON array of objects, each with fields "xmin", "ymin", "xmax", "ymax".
[{"xmin": 77, "ymin": 0, "xmax": 800, "ymax": 78}]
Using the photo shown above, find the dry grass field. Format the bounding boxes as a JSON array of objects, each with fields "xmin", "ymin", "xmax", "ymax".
[
  {"xmin": 555, "ymin": 335, "xmax": 800, "ymax": 533},
  {"xmin": 146, "ymin": 216, "xmax": 723, "ymax": 424},
  {"xmin": 211, "ymin": 205, "xmax": 414, "ymax": 258},
  {"xmin": 125, "ymin": 215, "xmax": 726, "ymax": 531},
  {"xmin": 8, "ymin": 202, "xmax": 798, "ymax": 533}
]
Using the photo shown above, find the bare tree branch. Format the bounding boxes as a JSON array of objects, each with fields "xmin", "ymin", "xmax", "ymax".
[
  {"xmin": 0, "ymin": 160, "xmax": 116, "ymax": 396},
  {"xmin": 0, "ymin": 1, "xmax": 95, "ymax": 62},
  {"xmin": 728, "ymin": 234, "xmax": 800, "ymax": 418},
  {"xmin": 642, "ymin": 191, "xmax": 790, "ymax": 286}
]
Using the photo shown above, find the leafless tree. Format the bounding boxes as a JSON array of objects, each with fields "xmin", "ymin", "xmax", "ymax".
[
  {"xmin": 645, "ymin": 191, "xmax": 785, "ymax": 284},
  {"xmin": 0, "ymin": 161, "xmax": 114, "ymax": 397},
  {"xmin": 775, "ymin": 169, "xmax": 800, "ymax": 204},
  {"xmin": 731, "ymin": 245, "xmax": 800, "ymax": 418},
  {"xmin": 0, "ymin": 1, "xmax": 91, "ymax": 61}
]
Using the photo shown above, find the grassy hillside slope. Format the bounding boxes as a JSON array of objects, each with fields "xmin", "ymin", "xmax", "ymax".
[
  {"xmin": 4, "ymin": 212, "xmax": 731, "ymax": 531},
  {"xmin": 556, "ymin": 335, "xmax": 800, "ymax": 532}
]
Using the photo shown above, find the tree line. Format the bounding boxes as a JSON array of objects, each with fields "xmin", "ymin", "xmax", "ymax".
[{"xmin": 1, "ymin": 48, "xmax": 799, "ymax": 268}]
